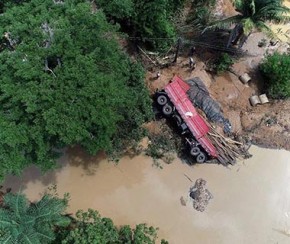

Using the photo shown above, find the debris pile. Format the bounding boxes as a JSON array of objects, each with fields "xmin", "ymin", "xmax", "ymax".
[
  {"xmin": 208, "ymin": 127, "xmax": 251, "ymax": 165},
  {"xmin": 189, "ymin": 178, "xmax": 213, "ymax": 212}
]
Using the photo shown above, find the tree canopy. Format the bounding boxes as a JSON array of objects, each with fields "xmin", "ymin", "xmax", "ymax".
[
  {"xmin": 97, "ymin": 0, "xmax": 186, "ymax": 50},
  {"xmin": 0, "ymin": 192, "xmax": 70, "ymax": 244},
  {"xmin": 56, "ymin": 209, "xmax": 166, "ymax": 244},
  {"xmin": 260, "ymin": 52, "xmax": 290, "ymax": 98},
  {"xmin": 0, "ymin": 192, "xmax": 167, "ymax": 244},
  {"xmin": 0, "ymin": 0, "xmax": 153, "ymax": 180}
]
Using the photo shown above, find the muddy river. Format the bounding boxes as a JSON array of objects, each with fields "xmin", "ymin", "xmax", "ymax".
[{"xmin": 3, "ymin": 146, "xmax": 290, "ymax": 244}]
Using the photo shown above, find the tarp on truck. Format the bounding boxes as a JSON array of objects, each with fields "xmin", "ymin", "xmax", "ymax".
[{"xmin": 186, "ymin": 77, "xmax": 232, "ymax": 134}]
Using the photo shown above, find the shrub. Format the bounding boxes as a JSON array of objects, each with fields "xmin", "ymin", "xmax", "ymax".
[
  {"xmin": 214, "ymin": 53, "xmax": 234, "ymax": 74},
  {"xmin": 260, "ymin": 52, "xmax": 290, "ymax": 98}
]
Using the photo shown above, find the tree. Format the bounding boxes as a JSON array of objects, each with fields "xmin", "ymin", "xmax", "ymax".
[
  {"xmin": 0, "ymin": 0, "xmax": 153, "ymax": 180},
  {"xmin": 0, "ymin": 192, "xmax": 70, "ymax": 244},
  {"xmin": 56, "ymin": 209, "xmax": 164, "ymax": 244},
  {"xmin": 96, "ymin": 0, "xmax": 134, "ymax": 20},
  {"xmin": 97, "ymin": 0, "xmax": 186, "ymax": 50},
  {"xmin": 260, "ymin": 52, "xmax": 290, "ymax": 98},
  {"xmin": 207, "ymin": 0, "xmax": 290, "ymax": 46},
  {"xmin": 214, "ymin": 53, "xmax": 235, "ymax": 74}
]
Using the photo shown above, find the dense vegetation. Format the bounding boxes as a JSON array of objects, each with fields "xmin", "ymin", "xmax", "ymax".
[
  {"xmin": 56, "ymin": 209, "xmax": 166, "ymax": 244},
  {"xmin": 186, "ymin": 0, "xmax": 216, "ymax": 32},
  {"xmin": 0, "ymin": 192, "xmax": 70, "ymax": 243},
  {"xmin": 0, "ymin": 192, "xmax": 166, "ymax": 244},
  {"xmin": 214, "ymin": 53, "xmax": 234, "ymax": 74},
  {"xmin": 260, "ymin": 52, "xmax": 290, "ymax": 98},
  {"xmin": 0, "ymin": 0, "xmax": 153, "ymax": 180},
  {"xmin": 97, "ymin": 0, "xmax": 186, "ymax": 50}
]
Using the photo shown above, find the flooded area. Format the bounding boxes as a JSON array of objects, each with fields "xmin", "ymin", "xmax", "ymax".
[{"xmin": 3, "ymin": 146, "xmax": 290, "ymax": 244}]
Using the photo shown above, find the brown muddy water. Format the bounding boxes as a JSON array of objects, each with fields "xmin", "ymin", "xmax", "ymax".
[{"xmin": 3, "ymin": 146, "xmax": 290, "ymax": 244}]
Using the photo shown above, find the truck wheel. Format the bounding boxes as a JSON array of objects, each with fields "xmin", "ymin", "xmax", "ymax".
[
  {"xmin": 190, "ymin": 147, "xmax": 200, "ymax": 156},
  {"xmin": 157, "ymin": 95, "xmax": 168, "ymax": 106},
  {"xmin": 162, "ymin": 104, "xmax": 173, "ymax": 115},
  {"xmin": 196, "ymin": 152, "xmax": 206, "ymax": 163}
]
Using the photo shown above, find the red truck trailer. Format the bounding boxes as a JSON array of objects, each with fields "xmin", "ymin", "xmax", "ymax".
[{"xmin": 155, "ymin": 76, "xmax": 218, "ymax": 163}]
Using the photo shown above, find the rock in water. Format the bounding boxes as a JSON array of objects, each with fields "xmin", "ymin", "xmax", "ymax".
[{"xmin": 189, "ymin": 178, "xmax": 213, "ymax": 212}]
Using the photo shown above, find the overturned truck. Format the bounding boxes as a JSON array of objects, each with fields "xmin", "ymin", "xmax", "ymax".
[{"xmin": 155, "ymin": 76, "xmax": 250, "ymax": 165}]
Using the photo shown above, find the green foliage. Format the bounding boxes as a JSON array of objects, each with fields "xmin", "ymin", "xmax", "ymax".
[
  {"xmin": 97, "ymin": 0, "xmax": 186, "ymax": 50},
  {"xmin": 260, "ymin": 52, "xmax": 290, "ymax": 98},
  {"xmin": 214, "ymin": 53, "xmax": 234, "ymax": 74},
  {"xmin": 146, "ymin": 122, "xmax": 182, "ymax": 165},
  {"xmin": 131, "ymin": 0, "xmax": 182, "ymax": 50},
  {"xmin": 57, "ymin": 209, "xmax": 163, "ymax": 244},
  {"xmin": 97, "ymin": 0, "xmax": 134, "ymax": 20},
  {"xmin": 0, "ymin": 0, "xmax": 153, "ymax": 180},
  {"xmin": 188, "ymin": 0, "xmax": 216, "ymax": 31},
  {"xmin": 0, "ymin": 192, "xmax": 70, "ymax": 244}
]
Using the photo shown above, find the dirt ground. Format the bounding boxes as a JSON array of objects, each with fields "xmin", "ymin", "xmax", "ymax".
[{"xmin": 145, "ymin": 30, "xmax": 290, "ymax": 152}]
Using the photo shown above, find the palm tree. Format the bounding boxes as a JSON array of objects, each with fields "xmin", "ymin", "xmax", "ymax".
[
  {"xmin": 0, "ymin": 192, "xmax": 71, "ymax": 244},
  {"xmin": 207, "ymin": 0, "xmax": 290, "ymax": 47}
]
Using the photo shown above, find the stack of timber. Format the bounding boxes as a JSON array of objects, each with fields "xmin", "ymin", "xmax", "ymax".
[{"xmin": 207, "ymin": 126, "xmax": 251, "ymax": 166}]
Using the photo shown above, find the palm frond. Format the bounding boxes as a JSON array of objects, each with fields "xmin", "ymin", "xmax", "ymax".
[
  {"xmin": 0, "ymin": 210, "xmax": 14, "ymax": 228},
  {"xmin": 35, "ymin": 227, "xmax": 55, "ymax": 242},
  {"xmin": 255, "ymin": 20, "xmax": 278, "ymax": 39},
  {"xmin": 205, "ymin": 15, "xmax": 244, "ymax": 31},
  {"xmin": 0, "ymin": 233, "xmax": 12, "ymax": 244},
  {"xmin": 0, "ymin": 192, "xmax": 69, "ymax": 244},
  {"xmin": 233, "ymin": 0, "xmax": 244, "ymax": 12},
  {"xmin": 3, "ymin": 193, "xmax": 28, "ymax": 218},
  {"xmin": 258, "ymin": 5, "xmax": 290, "ymax": 22},
  {"xmin": 241, "ymin": 18, "xmax": 255, "ymax": 34}
]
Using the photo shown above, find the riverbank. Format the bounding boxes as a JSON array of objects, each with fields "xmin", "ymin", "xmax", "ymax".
[{"xmin": 3, "ymin": 146, "xmax": 290, "ymax": 243}]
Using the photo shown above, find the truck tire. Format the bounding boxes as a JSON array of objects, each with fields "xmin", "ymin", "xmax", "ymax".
[
  {"xmin": 196, "ymin": 152, "xmax": 206, "ymax": 163},
  {"xmin": 190, "ymin": 147, "xmax": 200, "ymax": 156},
  {"xmin": 157, "ymin": 95, "xmax": 168, "ymax": 106},
  {"xmin": 162, "ymin": 104, "xmax": 173, "ymax": 115}
]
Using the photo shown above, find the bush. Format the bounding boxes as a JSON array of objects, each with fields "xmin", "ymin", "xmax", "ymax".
[
  {"xmin": 260, "ymin": 52, "xmax": 290, "ymax": 98},
  {"xmin": 214, "ymin": 53, "xmax": 234, "ymax": 74}
]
